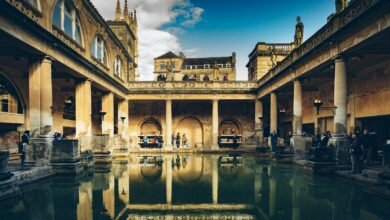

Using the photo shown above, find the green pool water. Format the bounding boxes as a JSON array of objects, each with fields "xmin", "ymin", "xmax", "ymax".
[{"xmin": 1, "ymin": 154, "xmax": 389, "ymax": 220}]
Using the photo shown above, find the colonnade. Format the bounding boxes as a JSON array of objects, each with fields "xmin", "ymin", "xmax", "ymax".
[{"xmin": 255, "ymin": 57, "xmax": 349, "ymax": 160}]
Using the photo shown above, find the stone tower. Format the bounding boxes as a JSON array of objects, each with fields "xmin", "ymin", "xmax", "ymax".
[
  {"xmin": 335, "ymin": 0, "xmax": 348, "ymax": 13},
  {"xmin": 109, "ymin": 0, "xmax": 139, "ymax": 81}
]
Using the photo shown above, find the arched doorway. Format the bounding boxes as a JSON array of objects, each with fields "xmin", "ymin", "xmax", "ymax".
[
  {"xmin": 175, "ymin": 117, "xmax": 204, "ymax": 148},
  {"xmin": 140, "ymin": 118, "xmax": 162, "ymax": 135},
  {"xmin": 219, "ymin": 118, "xmax": 242, "ymax": 135}
]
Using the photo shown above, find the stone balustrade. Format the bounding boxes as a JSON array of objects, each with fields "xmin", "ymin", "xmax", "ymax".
[{"xmin": 127, "ymin": 81, "xmax": 259, "ymax": 93}]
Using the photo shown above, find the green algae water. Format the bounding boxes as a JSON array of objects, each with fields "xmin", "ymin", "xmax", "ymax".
[{"xmin": 1, "ymin": 154, "xmax": 389, "ymax": 220}]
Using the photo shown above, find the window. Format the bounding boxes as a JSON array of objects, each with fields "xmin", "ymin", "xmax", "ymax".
[
  {"xmin": 114, "ymin": 56, "xmax": 122, "ymax": 78},
  {"xmin": 226, "ymin": 63, "xmax": 231, "ymax": 68},
  {"xmin": 204, "ymin": 64, "xmax": 210, "ymax": 69},
  {"xmin": 24, "ymin": 0, "xmax": 41, "ymax": 10},
  {"xmin": 171, "ymin": 62, "xmax": 175, "ymax": 70},
  {"xmin": 52, "ymin": 0, "xmax": 83, "ymax": 46},
  {"xmin": 91, "ymin": 36, "xmax": 107, "ymax": 64},
  {"xmin": 160, "ymin": 62, "xmax": 165, "ymax": 70},
  {"xmin": 218, "ymin": 64, "xmax": 224, "ymax": 68},
  {"xmin": 1, "ymin": 98, "xmax": 8, "ymax": 112}
]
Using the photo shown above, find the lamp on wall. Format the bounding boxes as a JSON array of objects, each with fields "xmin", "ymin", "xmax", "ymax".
[
  {"xmin": 120, "ymin": 116, "xmax": 126, "ymax": 124},
  {"xmin": 313, "ymin": 99, "xmax": 337, "ymax": 115}
]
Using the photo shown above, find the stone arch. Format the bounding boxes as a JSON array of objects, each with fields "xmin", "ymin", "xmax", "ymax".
[
  {"xmin": 0, "ymin": 72, "xmax": 25, "ymax": 114},
  {"xmin": 176, "ymin": 156, "xmax": 204, "ymax": 184},
  {"xmin": 219, "ymin": 118, "xmax": 242, "ymax": 135},
  {"xmin": 139, "ymin": 118, "xmax": 162, "ymax": 135},
  {"xmin": 174, "ymin": 116, "xmax": 204, "ymax": 148},
  {"xmin": 139, "ymin": 166, "xmax": 163, "ymax": 183}
]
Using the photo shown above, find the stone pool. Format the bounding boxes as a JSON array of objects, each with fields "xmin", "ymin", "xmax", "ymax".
[{"xmin": 1, "ymin": 154, "xmax": 389, "ymax": 219}]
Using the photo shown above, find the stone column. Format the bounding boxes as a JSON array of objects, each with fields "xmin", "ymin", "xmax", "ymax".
[
  {"xmin": 102, "ymin": 92, "xmax": 114, "ymax": 136},
  {"xmin": 270, "ymin": 92, "xmax": 278, "ymax": 133},
  {"xmin": 76, "ymin": 79, "xmax": 92, "ymax": 151},
  {"xmin": 40, "ymin": 56, "xmax": 54, "ymax": 137},
  {"xmin": 291, "ymin": 80, "xmax": 307, "ymax": 157},
  {"xmin": 212, "ymin": 99, "xmax": 219, "ymax": 150},
  {"xmin": 293, "ymin": 80, "xmax": 302, "ymax": 136},
  {"xmin": 255, "ymin": 99, "xmax": 264, "ymax": 145},
  {"xmin": 118, "ymin": 99, "xmax": 129, "ymax": 139},
  {"xmin": 329, "ymin": 56, "xmax": 350, "ymax": 164},
  {"xmin": 334, "ymin": 57, "xmax": 348, "ymax": 136},
  {"xmin": 26, "ymin": 56, "xmax": 53, "ymax": 167},
  {"xmin": 28, "ymin": 59, "xmax": 41, "ymax": 137},
  {"xmin": 212, "ymin": 155, "xmax": 218, "ymax": 204},
  {"xmin": 166, "ymin": 155, "xmax": 173, "ymax": 205},
  {"xmin": 165, "ymin": 99, "xmax": 173, "ymax": 150}
]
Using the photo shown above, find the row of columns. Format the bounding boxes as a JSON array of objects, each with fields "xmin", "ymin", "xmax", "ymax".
[
  {"xmin": 27, "ymin": 56, "xmax": 129, "ymax": 150},
  {"xmin": 256, "ymin": 56, "xmax": 348, "ymax": 143}
]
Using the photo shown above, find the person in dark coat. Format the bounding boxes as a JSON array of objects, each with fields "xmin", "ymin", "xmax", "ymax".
[
  {"xmin": 21, "ymin": 130, "xmax": 30, "ymax": 165},
  {"xmin": 270, "ymin": 130, "xmax": 278, "ymax": 153},
  {"xmin": 350, "ymin": 133, "xmax": 363, "ymax": 174},
  {"xmin": 176, "ymin": 133, "xmax": 181, "ymax": 148}
]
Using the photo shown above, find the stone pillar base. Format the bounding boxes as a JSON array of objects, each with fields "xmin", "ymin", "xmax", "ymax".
[
  {"xmin": 26, "ymin": 137, "xmax": 54, "ymax": 167},
  {"xmin": 112, "ymin": 135, "xmax": 129, "ymax": 157},
  {"xmin": 291, "ymin": 136, "xmax": 312, "ymax": 160},
  {"xmin": 50, "ymin": 140, "xmax": 83, "ymax": 175},
  {"xmin": 328, "ymin": 137, "xmax": 350, "ymax": 165},
  {"xmin": 164, "ymin": 144, "xmax": 173, "ymax": 151}
]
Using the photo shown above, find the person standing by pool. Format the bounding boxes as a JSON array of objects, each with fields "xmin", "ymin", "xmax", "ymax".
[
  {"xmin": 20, "ymin": 130, "xmax": 30, "ymax": 166},
  {"xmin": 270, "ymin": 130, "xmax": 278, "ymax": 153},
  {"xmin": 350, "ymin": 133, "xmax": 363, "ymax": 174},
  {"xmin": 172, "ymin": 132, "xmax": 176, "ymax": 146},
  {"xmin": 182, "ymin": 134, "xmax": 188, "ymax": 148},
  {"xmin": 176, "ymin": 132, "xmax": 181, "ymax": 148}
]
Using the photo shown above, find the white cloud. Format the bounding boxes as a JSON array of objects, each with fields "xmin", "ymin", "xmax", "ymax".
[{"xmin": 90, "ymin": 0, "xmax": 204, "ymax": 80}]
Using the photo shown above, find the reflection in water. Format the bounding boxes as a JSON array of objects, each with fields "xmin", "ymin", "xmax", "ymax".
[{"xmin": 1, "ymin": 154, "xmax": 390, "ymax": 220}]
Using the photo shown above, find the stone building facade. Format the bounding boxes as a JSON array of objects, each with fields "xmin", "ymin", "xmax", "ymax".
[
  {"xmin": 153, "ymin": 51, "xmax": 237, "ymax": 81},
  {"xmin": 0, "ymin": 0, "xmax": 388, "ymax": 160}
]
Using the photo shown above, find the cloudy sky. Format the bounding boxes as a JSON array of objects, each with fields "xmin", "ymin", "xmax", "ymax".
[{"xmin": 91, "ymin": 0, "xmax": 334, "ymax": 81}]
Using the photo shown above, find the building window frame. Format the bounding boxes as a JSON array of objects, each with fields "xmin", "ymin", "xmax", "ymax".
[
  {"xmin": 91, "ymin": 35, "xmax": 108, "ymax": 65},
  {"xmin": 204, "ymin": 64, "xmax": 210, "ymax": 69},
  {"xmin": 52, "ymin": 0, "xmax": 84, "ymax": 46},
  {"xmin": 114, "ymin": 56, "xmax": 123, "ymax": 79}
]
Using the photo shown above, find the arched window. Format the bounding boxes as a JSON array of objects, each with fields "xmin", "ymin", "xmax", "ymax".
[
  {"xmin": 0, "ymin": 74, "xmax": 23, "ymax": 114},
  {"xmin": 24, "ymin": 0, "xmax": 41, "ymax": 10},
  {"xmin": 52, "ymin": 0, "xmax": 83, "ymax": 46},
  {"xmin": 114, "ymin": 56, "xmax": 122, "ymax": 78},
  {"xmin": 91, "ymin": 36, "xmax": 108, "ymax": 65}
]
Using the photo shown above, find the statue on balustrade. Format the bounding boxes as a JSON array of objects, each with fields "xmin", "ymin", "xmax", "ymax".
[{"xmin": 294, "ymin": 16, "xmax": 304, "ymax": 48}]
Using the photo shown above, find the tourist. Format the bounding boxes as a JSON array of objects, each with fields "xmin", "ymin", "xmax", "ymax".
[
  {"xmin": 285, "ymin": 131, "xmax": 292, "ymax": 147},
  {"xmin": 54, "ymin": 132, "xmax": 62, "ymax": 140},
  {"xmin": 314, "ymin": 132, "xmax": 321, "ymax": 147},
  {"xmin": 143, "ymin": 135, "xmax": 148, "ymax": 148},
  {"xmin": 176, "ymin": 132, "xmax": 181, "ymax": 148},
  {"xmin": 361, "ymin": 129, "xmax": 371, "ymax": 167},
  {"xmin": 223, "ymin": 74, "xmax": 229, "ymax": 81},
  {"xmin": 320, "ymin": 132, "xmax": 329, "ymax": 148},
  {"xmin": 369, "ymin": 129, "xmax": 378, "ymax": 161},
  {"xmin": 270, "ymin": 130, "xmax": 278, "ymax": 153},
  {"xmin": 172, "ymin": 132, "xmax": 176, "ymax": 146},
  {"xmin": 20, "ymin": 130, "xmax": 30, "ymax": 166},
  {"xmin": 204, "ymin": 75, "xmax": 210, "ymax": 81},
  {"xmin": 350, "ymin": 133, "xmax": 363, "ymax": 174},
  {"xmin": 182, "ymin": 134, "xmax": 188, "ymax": 148}
]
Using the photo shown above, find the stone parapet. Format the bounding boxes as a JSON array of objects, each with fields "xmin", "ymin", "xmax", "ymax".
[{"xmin": 127, "ymin": 81, "xmax": 258, "ymax": 94}]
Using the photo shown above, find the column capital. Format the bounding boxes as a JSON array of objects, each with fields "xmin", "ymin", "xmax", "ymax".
[
  {"xmin": 42, "ymin": 55, "xmax": 55, "ymax": 64},
  {"xmin": 334, "ymin": 55, "xmax": 346, "ymax": 63}
]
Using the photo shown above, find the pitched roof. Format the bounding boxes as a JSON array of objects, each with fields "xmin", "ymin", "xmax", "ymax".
[
  {"xmin": 155, "ymin": 51, "xmax": 179, "ymax": 59},
  {"xmin": 183, "ymin": 57, "xmax": 232, "ymax": 66}
]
